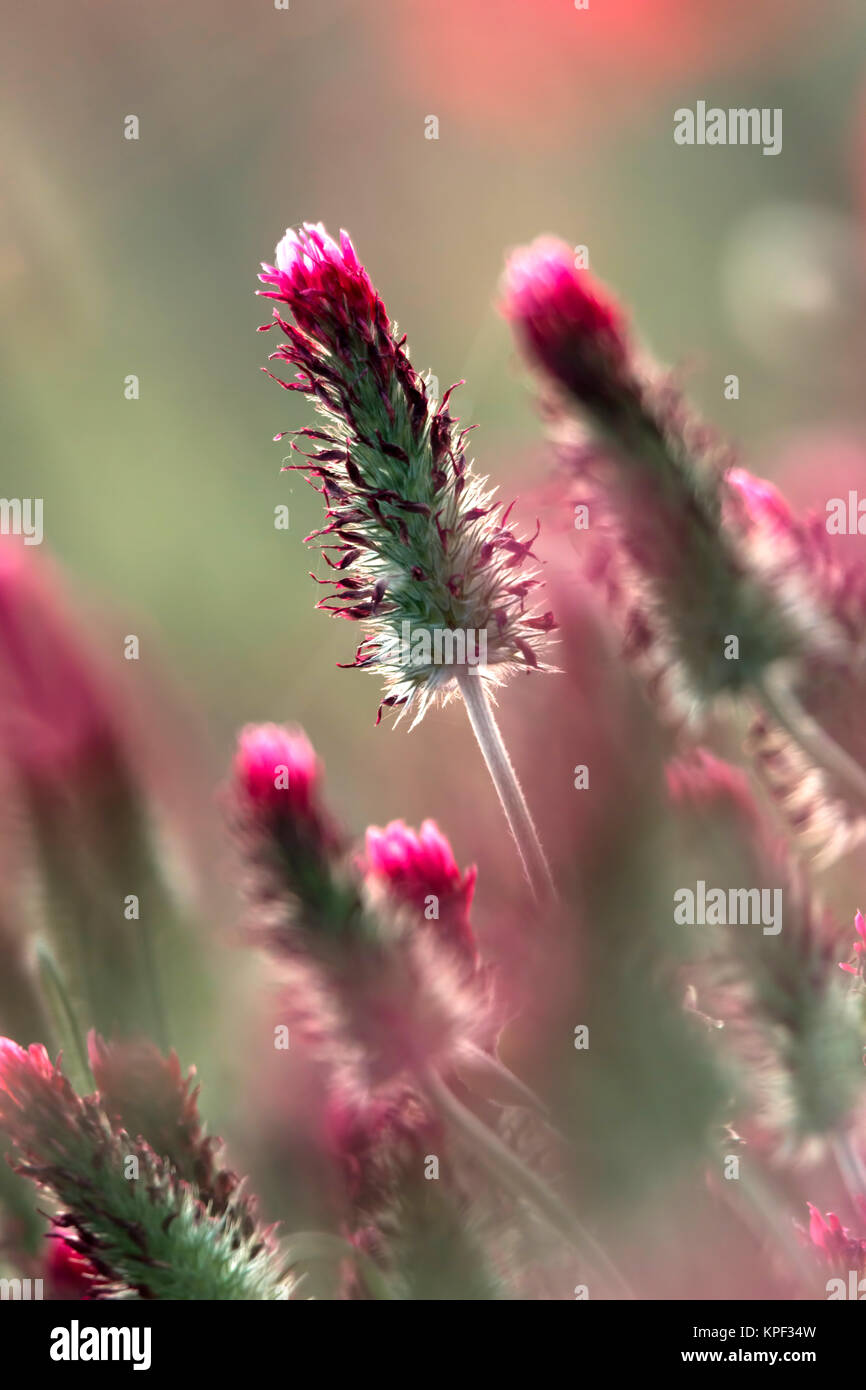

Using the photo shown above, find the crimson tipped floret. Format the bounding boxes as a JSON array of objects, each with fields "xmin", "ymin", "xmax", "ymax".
[{"xmin": 501, "ymin": 236, "xmax": 631, "ymax": 415}]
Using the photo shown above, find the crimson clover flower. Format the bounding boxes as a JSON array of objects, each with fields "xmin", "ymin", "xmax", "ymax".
[
  {"xmin": 840, "ymin": 910, "xmax": 866, "ymax": 979},
  {"xmin": 502, "ymin": 237, "xmax": 810, "ymax": 710},
  {"xmin": 363, "ymin": 819, "xmax": 478, "ymax": 970},
  {"xmin": 806, "ymin": 1204, "xmax": 866, "ymax": 1273},
  {"xmin": 231, "ymin": 723, "xmax": 493, "ymax": 1090},
  {"xmin": 258, "ymin": 223, "xmax": 555, "ymax": 727},
  {"xmin": 0, "ymin": 1040, "xmax": 289, "ymax": 1300}
]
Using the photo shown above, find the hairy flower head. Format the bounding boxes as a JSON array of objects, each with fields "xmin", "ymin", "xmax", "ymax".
[
  {"xmin": 258, "ymin": 223, "xmax": 555, "ymax": 725},
  {"xmin": 363, "ymin": 819, "xmax": 478, "ymax": 968},
  {"xmin": 0, "ymin": 1040, "xmax": 289, "ymax": 1299},
  {"xmin": 230, "ymin": 725, "xmax": 493, "ymax": 1089},
  {"xmin": 501, "ymin": 237, "xmax": 631, "ymax": 416},
  {"xmin": 806, "ymin": 1204, "xmax": 866, "ymax": 1274}
]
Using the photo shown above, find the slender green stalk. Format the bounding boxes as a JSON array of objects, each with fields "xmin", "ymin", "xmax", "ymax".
[
  {"xmin": 720, "ymin": 1159, "xmax": 817, "ymax": 1291},
  {"xmin": 283, "ymin": 1232, "xmax": 396, "ymax": 1301},
  {"xmin": 832, "ymin": 1135, "xmax": 866, "ymax": 1221},
  {"xmin": 456, "ymin": 667, "xmax": 555, "ymax": 901},
  {"xmin": 756, "ymin": 667, "xmax": 866, "ymax": 810},
  {"xmin": 35, "ymin": 944, "xmax": 92, "ymax": 1094},
  {"xmin": 424, "ymin": 1067, "xmax": 634, "ymax": 1298}
]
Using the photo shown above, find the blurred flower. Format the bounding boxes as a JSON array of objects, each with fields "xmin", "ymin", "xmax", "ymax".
[
  {"xmin": 258, "ymin": 223, "xmax": 554, "ymax": 726},
  {"xmin": 728, "ymin": 465, "xmax": 866, "ymax": 861},
  {"xmin": 840, "ymin": 911, "xmax": 866, "ymax": 979},
  {"xmin": 363, "ymin": 819, "xmax": 478, "ymax": 968},
  {"xmin": 87, "ymin": 1032, "xmax": 254, "ymax": 1229},
  {"xmin": 44, "ymin": 1236, "xmax": 96, "ymax": 1300},
  {"xmin": 231, "ymin": 721, "xmax": 350, "ymax": 957},
  {"xmin": 668, "ymin": 758, "xmax": 862, "ymax": 1145},
  {"xmin": 506, "ymin": 243, "xmax": 810, "ymax": 717},
  {"xmin": 501, "ymin": 239, "xmax": 630, "ymax": 417},
  {"xmin": 236, "ymin": 722, "xmax": 318, "ymax": 814},
  {"xmin": 235, "ymin": 722, "xmax": 341, "ymax": 853},
  {"xmin": 231, "ymin": 724, "xmax": 493, "ymax": 1091},
  {"xmin": 0, "ymin": 1039, "xmax": 289, "ymax": 1300},
  {"xmin": 806, "ymin": 1203, "xmax": 866, "ymax": 1272},
  {"xmin": 324, "ymin": 1081, "xmax": 501, "ymax": 1300},
  {"xmin": 0, "ymin": 538, "xmax": 122, "ymax": 784}
]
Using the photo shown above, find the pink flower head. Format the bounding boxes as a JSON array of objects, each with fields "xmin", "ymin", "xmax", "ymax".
[
  {"xmin": 323, "ymin": 1083, "xmax": 438, "ymax": 1213},
  {"xmin": 806, "ymin": 1203, "xmax": 866, "ymax": 1270},
  {"xmin": 45, "ymin": 1237, "xmax": 97, "ymax": 1300},
  {"xmin": 0, "ymin": 1038, "xmax": 57, "ymax": 1102},
  {"xmin": 257, "ymin": 223, "xmax": 554, "ymax": 726},
  {"xmin": 0, "ymin": 539, "xmax": 120, "ymax": 784},
  {"xmin": 235, "ymin": 723, "xmax": 319, "ymax": 816},
  {"xmin": 364, "ymin": 819, "xmax": 478, "ymax": 966},
  {"xmin": 840, "ymin": 909, "xmax": 866, "ymax": 976},
  {"xmin": 501, "ymin": 237, "xmax": 631, "ymax": 415},
  {"xmin": 0, "ymin": 1039, "xmax": 79, "ymax": 1158},
  {"xmin": 666, "ymin": 748, "xmax": 761, "ymax": 827},
  {"xmin": 262, "ymin": 223, "xmax": 386, "ymax": 355},
  {"xmin": 725, "ymin": 468, "xmax": 796, "ymax": 534}
]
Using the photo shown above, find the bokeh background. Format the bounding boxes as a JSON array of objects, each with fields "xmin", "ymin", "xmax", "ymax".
[{"xmin": 3, "ymin": 0, "xmax": 866, "ymax": 1295}]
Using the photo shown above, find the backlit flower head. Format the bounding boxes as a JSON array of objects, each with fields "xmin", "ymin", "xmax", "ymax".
[
  {"xmin": 503, "ymin": 241, "xmax": 832, "ymax": 716},
  {"xmin": 258, "ymin": 223, "xmax": 555, "ymax": 726},
  {"xmin": 235, "ymin": 722, "xmax": 333, "ymax": 832},
  {"xmin": 230, "ymin": 726, "xmax": 492, "ymax": 1089},
  {"xmin": 363, "ymin": 819, "xmax": 478, "ymax": 968},
  {"xmin": 501, "ymin": 237, "xmax": 631, "ymax": 417}
]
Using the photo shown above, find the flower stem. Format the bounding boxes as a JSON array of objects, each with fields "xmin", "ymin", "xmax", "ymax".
[
  {"xmin": 35, "ymin": 944, "xmax": 93, "ymax": 1095},
  {"xmin": 424, "ymin": 1067, "xmax": 635, "ymax": 1298},
  {"xmin": 755, "ymin": 666, "xmax": 866, "ymax": 810},
  {"xmin": 832, "ymin": 1134, "xmax": 866, "ymax": 1221},
  {"xmin": 456, "ymin": 666, "xmax": 555, "ymax": 900}
]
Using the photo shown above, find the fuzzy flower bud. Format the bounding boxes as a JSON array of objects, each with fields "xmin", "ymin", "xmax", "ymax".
[
  {"xmin": 501, "ymin": 237, "xmax": 631, "ymax": 418},
  {"xmin": 363, "ymin": 819, "xmax": 478, "ymax": 968},
  {"xmin": 234, "ymin": 723, "xmax": 339, "ymax": 845},
  {"xmin": 258, "ymin": 223, "xmax": 555, "ymax": 725}
]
